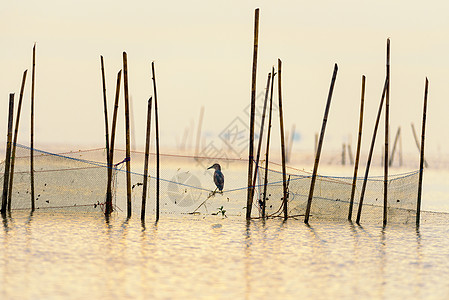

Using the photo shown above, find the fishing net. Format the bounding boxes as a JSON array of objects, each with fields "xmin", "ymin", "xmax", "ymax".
[{"xmin": 1, "ymin": 144, "xmax": 422, "ymax": 224}]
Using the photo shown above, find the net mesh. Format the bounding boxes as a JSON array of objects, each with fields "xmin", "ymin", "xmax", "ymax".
[{"xmin": 1, "ymin": 144, "xmax": 422, "ymax": 224}]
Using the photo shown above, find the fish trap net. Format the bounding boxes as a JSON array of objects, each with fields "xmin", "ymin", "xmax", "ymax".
[{"xmin": 1, "ymin": 144, "xmax": 421, "ymax": 224}]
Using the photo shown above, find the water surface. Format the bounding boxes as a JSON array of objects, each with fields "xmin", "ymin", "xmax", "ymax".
[{"xmin": 1, "ymin": 211, "xmax": 449, "ymax": 299}]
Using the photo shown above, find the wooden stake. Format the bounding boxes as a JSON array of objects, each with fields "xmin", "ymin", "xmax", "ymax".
[
  {"xmin": 7, "ymin": 70, "xmax": 27, "ymax": 211},
  {"xmin": 304, "ymin": 63, "xmax": 338, "ymax": 224},
  {"xmin": 246, "ymin": 8, "xmax": 259, "ymax": 220},
  {"xmin": 152, "ymin": 61, "xmax": 160, "ymax": 222},
  {"xmin": 251, "ymin": 72, "xmax": 271, "ymax": 207},
  {"xmin": 417, "ymin": 78, "xmax": 429, "ymax": 226},
  {"xmin": 123, "ymin": 52, "xmax": 132, "ymax": 218},
  {"xmin": 106, "ymin": 70, "xmax": 122, "ymax": 214},
  {"xmin": 384, "ymin": 38, "xmax": 390, "ymax": 227},
  {"xmin": 141, "ymin": 97, "xmax": 152, "ymax": 221},
  {"xmin": 262, "ymin": 67, "xmax": 276, "ymax": 218},
  {"xmin": 30, "ymin": 44, "xmax": 36, "ymax": 211},
  {"xmin": 389, "ymin": 127, "xmax": 401, "ymax": 167},
  {"xmin": 277, "ymin": 59, "xmax": 288, "ymax": 219},
  {"xmin": 356, "ymin": 77, "xmax": 388, "ymax": 224},
  {"xmin": 1, "ymin": 94, "xmax": 15, "ymax": 214},
  {"xmin": 348, "ymin": 75, "xmax": 365, "ymax": 221}
]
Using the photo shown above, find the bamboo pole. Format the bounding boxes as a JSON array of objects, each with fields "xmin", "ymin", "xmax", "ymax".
[
  {"xmin": 106, "ymin": 70, "xmax": 122, "ymax": 215},
  {"xmin": 277, "ymin": 59, "xmax": 288, "ymax": 219},
  {"xmin": 384, "ymin": 38, "xmax": 390, "ymax": 227},
  {"xmin": 152, "ymin": 61, "xmax": 160, "ymax": 222},
  {"xmin": 304, "ymin": 63, "xmax": 338, "ymax": 224},
  {"xmin": 348, "ymin": 75, "xmax": 365, "ymax": 221},
  {"xmin": 30, "ymin": 44, "xmax": 36, "ymax": 211},
  {"xmin": 7, "ymin": 70, "xmax": 27, "ymax": 211},
  {"xmin": 389, "ymin": 127, "xmax": 401, "ymax": 167},
  {"xmin": 246, "ymin": 8, "xmax": 260, "ymax": 220},
  {"xmin": 100, "ymin": 56, "xmax": 111, "ymax": 167},
  {"xmin": 251, "ymin": 72, "xmax": 271, "ymax": 207},
  {"xmin": 141, "ymin": 97, "xmax": 153, "ymax": 221},
  {"xmin": 356, "ymin": 77, "xmax": 388, "ymax": 224},
  {"xmin": 411, "ymin": 123, "xmax": 428, "ymax": 167},
  {"xmin": 123, "ymin": 52, "xmax": 132, "ymax": 218},
  {"xmin": 417, "ymin": 78, "xmax": 428, "ymax": 226},
  {"xmin": 1, "ymin": 94, "xmax": 15, "ymax": 214},
  {"xmin": 342, "ymin": 143, "xmax": 346, "ymax": 165},
  {"xmin": 262, "ymin": 67, "xmax": 276, "ymax": 218}
]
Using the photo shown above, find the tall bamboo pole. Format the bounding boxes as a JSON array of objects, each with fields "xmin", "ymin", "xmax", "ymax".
[
  {"xmin": 246, "ymin": 8, "xmax": 260, "ymax": 220},
  {"xmin": 152, "ymin": 61, "xmax": 160, "ymax": 222},
  {"xmin": 304, "ymin": 63, "xmax": 338, "ymax": 224},
  {"xmin": 262, "ymin": 67, "xmax": 276, "ymax": 218},
  {"xmin": 141, "ymin": 97, "xmax": 153, "ymax": 221},
  {"xmin": 251, "ymin": 72, "xmax": 271, "ymax": 206},
  {"xmin": 277, "ymin": 59, "xmax": 288, "ymax": 219},
  {"xmin": 389, "ymin": 127, "xmax": 401, "ymax": 167},
  {"xmin": 30, "ymin": 44, "xmax": 36, "ymax": 211},
  {"xmin": 7, "ymin": 70, "xmax": 27, "ymax": 211},
  {"xmin": 1, "ymin": 94, "xmax": 15, "ymax": 214},
  {"xmin": 100, "ymin": 56, "xmax": 110, "ymax": 166},
  {"xmin": 384, "ymin": 38, "xmax": 390, "ymax": 227},
  {"xmin": 417, "ymin": 78, "xmax": 429, "ymax": 226},
  {"xmin": 106, "ymin": 70, "xmax": 122, "ymax": 215},
  {"xmin": 348, "ymin": 75, "xmax": 365, "ymax": 221},
  {"xmin": 123, "ymin": 52, "xmax": 132, "ymax": 218},
  {"xmin": 356, "ymin": 78, "xmax": 388, "ymax": 224}
]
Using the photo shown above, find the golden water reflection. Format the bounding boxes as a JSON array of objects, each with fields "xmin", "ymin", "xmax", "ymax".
[{"xmin": 1, "ymin": 211, "xmax": 449, "ymax": 299}]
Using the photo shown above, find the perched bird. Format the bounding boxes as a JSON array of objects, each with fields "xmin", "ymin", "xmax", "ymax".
[{"xmin": 208, "ymin": 163, "xmax": 224, "ymax": 193}]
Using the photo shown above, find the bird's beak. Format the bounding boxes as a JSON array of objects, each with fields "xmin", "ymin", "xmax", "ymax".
[{"xmin": 207, "ymin": 165, "xmax": 213, "ymax": 170}]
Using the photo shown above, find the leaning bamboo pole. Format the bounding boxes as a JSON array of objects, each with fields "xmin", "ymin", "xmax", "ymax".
[
  {"xmin": 141, "ymin": 97, "xmax": 153, "ymax": 221},
  {"xmin": 411, "ymin": 123, "xmax": 428, "ymax": 168},
  {"xmin": 30, "ymin": 44, "xmax": 36, "ymax": 211},
  {"xmin": 246, "ymin": 8, "xmax": 260, "ymax": 220},
  {"xmin": 106, "ymin": 70, "xmax": 122, "ymax": 215},
  {"xmin": 384, "ymin": 38, "xmax": 390, "ymax": 226},
  {"xmin": 123, "ymin": 52, "xmax": 132, "ymax": 218},
  {"xmin": 262, "ymin": 67, "xmax": 276, "ymax": 218},
  {"xmin": 1, "ymin": 94, "xmax": 15, "ymax": 214},
  {"xmin": 417, "ymin": 78, "xmax": 429, "ymax": 226},
  {"xmin": 304, "ymin": 63, "xmax": 338, "ymax": 224},
  {"xmin": 152, "ymin": 61, "xmax": 160, "ymax": 222},
  {"xmin": 348, "ymin": 75, "xmax": 365, "ymax": 221},
  {"xmin": 251, "ymin": 72, "xmax": 271, "ymax": 206},
  {"xmin": 278, "ymin": 59, "xmax": 288, "ymax": 219},
  {"xmin": 389, "ymin": 127, "xmax": 401, "ymax": 167},
  {"xmin": 356, "ymin": 77, "xmax": 388, "ymax": 224},
  {"xmin": 7, "ymin": 70, "xmax": 27, "ymax": 211}
]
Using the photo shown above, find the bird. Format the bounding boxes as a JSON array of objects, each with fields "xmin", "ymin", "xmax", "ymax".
[{"xmin": 208, "ymin": 163, "xmax": 224, "ymax": 194}]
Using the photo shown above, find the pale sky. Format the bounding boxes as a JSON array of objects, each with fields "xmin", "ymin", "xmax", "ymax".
[{"xmin": 1, "ymin": 0, "xmax": 449, "ymax": 161}]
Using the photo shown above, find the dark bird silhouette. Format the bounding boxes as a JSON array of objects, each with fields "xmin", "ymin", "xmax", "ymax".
[{"xmin": 208, "ymin": 163, "xmax": 224, "ymax": 193}]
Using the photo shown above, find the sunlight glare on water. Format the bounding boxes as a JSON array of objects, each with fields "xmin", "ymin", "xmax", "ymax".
[{"xmin": 1, "ymin": 211, "xmax": 449, "ymax": 299}]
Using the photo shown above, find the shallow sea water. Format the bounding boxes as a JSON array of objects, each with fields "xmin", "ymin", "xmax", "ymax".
[{"xmin": 1, "ymin": 210, "xmax": 449, "ymax": 299}]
